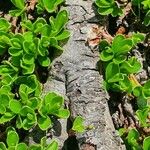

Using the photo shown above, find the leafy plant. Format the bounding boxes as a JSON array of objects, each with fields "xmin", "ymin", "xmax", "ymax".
[
  {"xmin": 38, "ymin": 92, "xmax": 70, "ymax": 130},
  {"xmin": 100, "ymin": 33, "xmax": 144, "ymax": 92},
  {"xmin": 9, "ymin": 0, "xmax": 27, "ymax": 20},
  {"xmin": 0, "ymin": 1, "xmax": 72, "ymax": 148},
  {"xmin": 72, "ymin": 116, "xmax": 85, "ymax": 133},
  {"xmin": 0, "ymin": 129, "xmax": 59, "ymax": 150},
  {"xmin": 0, "ymin": 9, "xmax": 70, "ymax": 76},
  {"xmin": 0, "ymin": 80, "xmax": 70, "ymax": 130},
  {"xmin": 136, "ymin": 107, "xmax": 150, "ymax": 127},
  {"xmin": 144, "ymin": 10, "xmax": 150, "ymax": 26},
  {"xmin": 95, "ymin": 0, "xmax": 150, "ymax": 26},
  {"xmin": 95, "ymin": 0, "xmax": 123, "ymax": 17},
  {"xmin": 133, "ymin": 80, "xmax": 150, "ymax": 108},
  {"xmin": 99, "ymin": 32, "xmax": 150, "ymax": 149},
  {"xmin": 36, "ymin": 0, "xmax": 64, "ymax": 14},
  {"xmin": 125, "ymin": 128, "xmax": 150, "ymax": 150}
]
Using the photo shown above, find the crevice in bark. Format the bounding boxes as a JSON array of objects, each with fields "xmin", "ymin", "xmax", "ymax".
[{"xmin": 43, "ymin": 0, "xmax": 126, "ymax": 149}]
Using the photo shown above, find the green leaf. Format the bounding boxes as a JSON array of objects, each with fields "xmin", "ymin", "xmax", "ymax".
[
  {"xmin": 96, "ymin": 0, "xmax": 114, "ymax": 15},
  {"xmin": 0, "ymin": 105, "xmax": 6, "ymax": 114},
  {"xmin": 105, "ymin": 62, "xmax": 120, "ymax": 81},
  {"xmin": 142, "ymin": 0, "xmax": 150, "ymax": 9},
  {"xmin": 133, "ymin": 86, "xmax": 142, "ymax": 97},
  {"xmin": 99, "ymin": 40, "xmax": 110, "ymax": 52},
  {"xmin": 96, "ymin": 0, "xmax": 122, "ymax": 16},
  {"xmin": 19, "ymin": 106, "xmax": 34, "ymax": 116},
  {"xmin": 16, "ymin": 143, "xmax": 28, "ymax": 150},
  {"xmin": 97, "ymin": 7, "xmax": 113, "ymax": 16},
  {"xmin": 53, "ymin": 109, "xmax": 70, "ymax": 118},
  {"xmin": 34, "ymin": 82, "xmax": 42, "ymax": 97},
  {"xmin": 40, "ymin": 24, "xmax": 51, "ymax": 37},
  {"xmin": 22, "ymin": 54, "xmax": 34, "ymax": 65},
  {"xmin": 144, "ymin": 10, "xmax": 150, "ymax": 26},
  {"xmin": 16, "ymin": 116, "xmax": 22, "ymax": 129},
  {"xmin": 44, "ymin": 93, "xmax": 64, "ymax": 113},
  {"xmin": 38, "ymin": 56, "xmax": 51, "ymax": 67},
  {"xmin": 36, "ymin": 0, "xmax": 44, "ymax": 14},
  {"xmin": 119, "ymin": 75, "xmax": 132, "ymax": 92},
  {"xmin": 20, "ymin": 60, "xmax": 35, "ymax": 75},
  {"xmin": 21, "ymin": 20, "xmax": 33, "ymax": 31},
  {"xmin": 0, "ymin": 94, "xmax": 10, "ymax": 107},
  {"xmin": 132, "ymin": 32, "xmax": 145, "ymax": 46},
  {"xmin": 29, "ymin": 145, "xmax": 41, "ymax": 150},
  {"xmin": 33, "ymin": 18, "xmax": 47, "ymax": 33},
  {"xmin": 143, "ymin": 80, "xmax": 150, "ymax": 99},
  {"xmin": 0, "ymin": 142, "xmax": 7, "ymax": 150},
  {"xmin": 19, "ymin": 106, "xmax": 37, "ymax": 130},
  {"xmin": 137, "ymin": 97, "xmax": 147, "ymax": 109},
  {"xmin": 10, "ymin": 38, "xmax": 22, "ymax": 49},
  {"xmin": 40, "ymin": 137, "xmax": 47, "ymax": 149},
  {"xmin": 9, "ymin": 9, "xmax": 24, "ymax": 17},
  {"xmin": 37, "ymin": 39, "xmax": 47, "ymax": 56},
  {"xmin": 9, "ymin": 100, "xmax": 22, "ymax": 114},
  {"xmin": 111, "ymin": 4, "xmax": 123, "ymax": 17},
  {"xmin": 50, "ymin": 10, "xmax": 69, "ymax": 36},
  {"xmin": 113, "ymin": 55, "xmax": 126, "ymax": 64},
  {"xmin": 143, "ymin": 136, "xmax": 150, "ymax": 150},
  {"xmin": 1, "ymin": 75, "xmax": 13, "ymax": 85},
  {"xmin": 40, "ymin": 36, "xmax": 50, "ymax": 47},
  {"xmin": 0, "ymin": 112, "xmax": 15, "ymax": 123},
  {"xmin": 38, "ymin": 116, "xmax": 52, "ymax": 130},
  {"xmin": 112, "ymin": 35, "xmax": 133, "ymax": 55},
  {"xmin": 49, "ymin": 37, "xmax": 63, "ymax": 50},
  {"xmin": 16, "ymin": 75, "xmax": 38, "ymax": 93},
  {"xmin": 118, "ymin": 128, "xmax": 127, "ymax": 137},
  {"xmin": 108, "ymin": 73, "xmax": 124, "ymax": 83},
  {"xmin": 136, "ymin": 108, "xmax": 149, "ymax": 127},
  {"xmin": 56, "ymin": 30, "xmax": 70, "ymax": 40},
  {"xmin": 23, "ymin": 32, "xmax": 33, "ymax": 42},
  {"xmin": 7, "ymin": 131, "xmax": 19, "ymax": 147},
  {"xmin": 46, "ymin": 141, "xmax": 58, "ymax": 150},
  {"xmin": 72, "ymin": 116, "xmax": 85, "ymax": 133},
  {"xmin": 11, "ymin": 0, "xmax": 25, "ymax": 9},
  {"xmin": 100, "ymin": 47, "xmax": 114, "ymax": 61},
  {"xmin": 19, "ymin": 84, "xmax": 30, "ymax": 102},
  {"xmin": 0, "ymin": 18, "xmax": 11, "ymax": 32},
  {"xmin": 23, "ymin": 41, "xmax": 36, "ymax": 54},
  {"xmin": 127, "ymin": 129, "xmax": 140, "ymax": 147},
  {"xmin": 8, "ymin": 47, "xmax": 22, "ymax": 56},
  {"xmin": 27, "ymin": 97, "xmax": 39, "ymax": 110},
  {"xmin": 120, "ymin": 57, "xmax": 142, "ymax": 74},
  {"xmin": 42, "ymin": 0, "xmax": 64, "ymax": 13}
]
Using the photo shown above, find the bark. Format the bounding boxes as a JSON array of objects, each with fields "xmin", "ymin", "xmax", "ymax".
[{"xmin": 43, "ymin": 0, "xmax": 126, "ymax": 149}]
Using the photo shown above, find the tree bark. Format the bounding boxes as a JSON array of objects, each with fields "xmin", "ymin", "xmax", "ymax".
[{"xmin": 43, "ymin": 0, "xmax": 126, "ymax": 149}]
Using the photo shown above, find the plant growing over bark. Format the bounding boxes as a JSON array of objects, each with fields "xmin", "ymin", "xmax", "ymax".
[
  {"xmin": 0, "ymin": 0, "xmax": 72, "ymax": 149},
  {"xmin": 0, "ymin": 129, "xmax": 59, "ymax": 150},
  {"xmin": 95, "ymin": 0, "xmax": 150, "ymax": 26},
  {"xmin": 99, "ymin": 32, "xmax": 150, "ymax": 149}
]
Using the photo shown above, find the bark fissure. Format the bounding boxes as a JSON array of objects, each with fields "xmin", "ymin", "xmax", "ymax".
[{"xmin": 43, "ymin": 0, "xmax": 126, "ymax": 149}]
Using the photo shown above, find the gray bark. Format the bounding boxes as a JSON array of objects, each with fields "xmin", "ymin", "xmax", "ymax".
[{"xmin": 43, "ymin": 0, "xmax": 126, "ymax": 149}]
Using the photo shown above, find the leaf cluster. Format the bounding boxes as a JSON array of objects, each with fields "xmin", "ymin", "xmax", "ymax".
[
  {"xmin": 100, "ymin": 33, "xmax": 145, "ymax": 93},
  {"xmin": 0, "ymin": 0, "xmax": 71, "ymax": 149},
  {"xmin": 0, "ymin": 129, "xmax": 58, "ymax": 150},
  {"xmin": 0, "ymin": 9, "xmax": 69, "ymax": 76},
  {"xmin": 95, "ymin": 0, "xmax": 150, "ymax": 26},
  {"xmin": 99, "ymin": 32, "xmax": 150, "ymax": 149}
]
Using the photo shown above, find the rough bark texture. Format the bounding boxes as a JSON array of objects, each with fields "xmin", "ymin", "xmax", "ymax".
[{"xmin": 43, "ymin": 0, "xmax": 126, "ymax": 149}]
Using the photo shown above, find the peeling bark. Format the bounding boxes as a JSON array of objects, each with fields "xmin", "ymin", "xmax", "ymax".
[{"xmin": 43, "ymin": 0, "xmax": 126, "ymax": 149}]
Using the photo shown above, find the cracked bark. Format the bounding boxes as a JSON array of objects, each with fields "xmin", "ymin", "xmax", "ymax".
[{"xmin": 43, "ymin": 0, "xmax": 126, "ymax": 149}]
